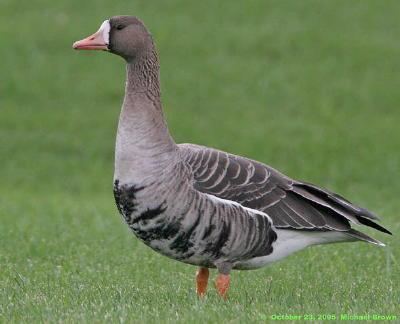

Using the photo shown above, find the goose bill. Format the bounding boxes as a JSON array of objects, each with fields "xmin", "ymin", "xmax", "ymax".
[{"xmin": 73, "ymin": 20, "xmax": 110, "ymax": 50}]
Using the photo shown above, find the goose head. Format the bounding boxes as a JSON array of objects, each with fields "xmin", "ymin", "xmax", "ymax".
[{"xmin": 73, "ymin": 16, "xmax": 153, "ymax": 62}]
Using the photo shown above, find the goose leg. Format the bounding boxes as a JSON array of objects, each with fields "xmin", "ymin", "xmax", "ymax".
[
  {"xmin": 215, "ymin": 262, "xmax": 232, "ymax": 299},
  {"xmin": 215, "ymin": 273, "xmax": 230, "ymax": 299},
  {"xmin": 196, "ymin": 267, "xmax": 209, "ymax": 297}
]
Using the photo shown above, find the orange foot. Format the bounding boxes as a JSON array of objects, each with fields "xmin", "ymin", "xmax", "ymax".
[
  {"xmin": 215, "ymin": 273, "xmax": 230, "ymax": 299},
  {"xmin": 196, "ymin": 267, "xmax": 209, "ymax": 297}
]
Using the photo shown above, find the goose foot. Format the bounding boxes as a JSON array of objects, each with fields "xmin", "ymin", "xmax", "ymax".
[{"xmin": 196, "ymin": 267, "xmax": 209, "ymax": 297}]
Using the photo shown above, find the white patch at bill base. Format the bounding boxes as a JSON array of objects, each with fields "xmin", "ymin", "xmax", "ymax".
[{"xmin": 97, "ymin": 20, "xmax": 110, "ymax": 45}]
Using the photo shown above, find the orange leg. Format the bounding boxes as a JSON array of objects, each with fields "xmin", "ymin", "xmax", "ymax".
[
  {"xmin": 215, "ymin": 273, "xmax": 230, "ymax": 299},
  {"xmin": 196, "ymin": 267, "xmax": 209, "ymax": 297}
]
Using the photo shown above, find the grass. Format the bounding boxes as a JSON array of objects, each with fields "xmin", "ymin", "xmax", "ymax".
[{"xmin": 1, "ymin": 0, "xmax": 399, "ymax": 322}]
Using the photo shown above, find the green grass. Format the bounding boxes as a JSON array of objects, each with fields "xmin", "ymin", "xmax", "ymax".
[{"xmin": 1, "ymin": 0, "xmax": 399, "ymax": 322}]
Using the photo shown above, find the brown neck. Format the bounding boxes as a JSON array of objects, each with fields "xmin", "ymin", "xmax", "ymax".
[
  {"xmin": 125, "ymin": 48, "xmax": 161, "ymax": 102},
  {"xmin": 115, "ymin": 48, "xmax": 177, "ymax": 182}
]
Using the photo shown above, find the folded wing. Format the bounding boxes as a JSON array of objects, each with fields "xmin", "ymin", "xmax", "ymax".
[{"xmin": 180, "ymin": 144, "xmax": 391, "ymax": 245}]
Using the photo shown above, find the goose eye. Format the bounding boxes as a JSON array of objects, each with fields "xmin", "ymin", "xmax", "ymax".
[{"xmin": 116, "ymin": 24, "xmax": 124, "ymax": 30}]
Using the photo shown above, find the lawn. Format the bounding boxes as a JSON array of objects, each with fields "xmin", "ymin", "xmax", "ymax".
[{"xmin": 1, "ymin": 0, "xmax": 399, "ymax": 322}]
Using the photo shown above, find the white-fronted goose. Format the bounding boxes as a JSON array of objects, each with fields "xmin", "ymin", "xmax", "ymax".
[{"xmin": 73, "ymin": 16, "xmax": 391, "ymax": 298}]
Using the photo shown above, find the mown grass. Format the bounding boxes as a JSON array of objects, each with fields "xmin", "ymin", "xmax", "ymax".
[{"xmin": 1, "ymin": 0, "xmax": 399, "ymax": 322}]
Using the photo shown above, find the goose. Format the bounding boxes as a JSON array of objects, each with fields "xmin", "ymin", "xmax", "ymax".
[{"xmin": 73, "ymin": 16, "xmax": 391, "ymax": 299}]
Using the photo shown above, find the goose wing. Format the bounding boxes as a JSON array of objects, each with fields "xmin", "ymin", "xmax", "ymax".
[{"xmin": 179, "ymin": 144, "xmax": 391, "ymax": 243}]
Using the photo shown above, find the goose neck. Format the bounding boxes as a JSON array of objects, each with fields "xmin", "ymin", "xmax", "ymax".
[{"xmin": 114, "ymin": 52, "xmax": 177, "ymax": 182}]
